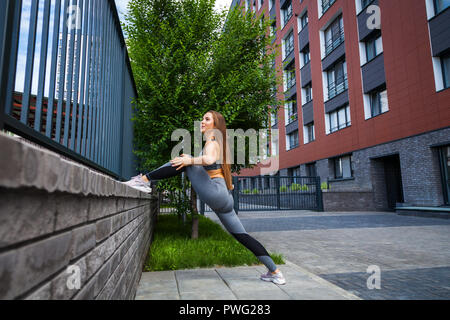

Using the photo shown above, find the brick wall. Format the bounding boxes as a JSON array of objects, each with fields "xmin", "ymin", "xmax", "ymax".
[
  {"xmin": 315, "ymin": 127, "xmax": 450, "ymax": 208},
  {"xmin": 322, "ymin": 190, "xmax": 377, "ymax": 212},
  {"xmin": 0, "ymin": 132, "xmax": 159, "ymax": 299}
]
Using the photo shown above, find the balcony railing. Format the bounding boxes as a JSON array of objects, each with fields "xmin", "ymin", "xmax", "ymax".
[
  {"xmin": 324, "ymin": 28, "xmax": 345, "ymax": 56},
  {"xmin": 286, "ymin": 71, "xmax": 296, "ymax": 90},
  {"xmin": 286, "ymin": 112, "xmax": 298, "ymax": 125},
  {"xmin": 322, "ymin": 0, "xmax": 337, "ymax": 14},
  {"xmin": 284, "ymin": 36, "xmax": 294, "ymax": 60},
  {"xmin": 327, "ymin": 74, "xmax": 348, "ymax": 100},
  {"xmin": 0, "ymin": 0, "xmax": 138, "ymax": 179}
]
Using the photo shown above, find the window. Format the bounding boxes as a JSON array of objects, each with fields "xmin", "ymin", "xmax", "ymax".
[
  {"xmin": 285, "ymin": 96, "xmax": 298, "ymax": 124},
  {"xmin": 434, "ymin": 0, "xmax": 450, "ymax": 14},
  {"xmin": 300, "ymin": 12, "xmax": 308, "ymax": 29},
  {"xmin": 282, "ymin": 1, "xmax": 293, "ymax": 27},
  {"xmin": 284, "ymin": 61, "xmax": 296, "ymax": 90},
  {"xmin": 301, "ymin": 45, "xmax": 310, "ymax": 65},
  {"xmin": 305, "ymin": 123, "xmax": 315, "ymax": 143},
  {"xmin": 270, "ymin": 21, "xmax": 277, "ymax": 37},
  {"xmin": 305, "ymin": 162, "xmax": 317, "ymax": 177},
  {"xmin": 288, "ymin": 166, "xmax": 301, "ymax": 176},
  {"xmin": 303, "ymin": 84, "xmax": 312, "ymax": 104},
  {"xmin": 271, "ymin": 111, "xmax": 278, "ymax": 126},
  {"xmin": 333, "ymin": 155, "xmax": 353, "ymax": 179},
  {"xmin": 361, "ymin": 0, "xmax": 374, "ymax": 9},
  {"xmin": 327, "ymin": 60, "xmax": 348, "ymax": 100},
  {"xmin": 365, "ymin": 33, "xmax": 383, "ymax": 62},
  {"xmin": 283, "ymin": 31, "xmax": 295, "ymax": 59},
  {"xmin": 271, "ymin": 82, "xmax": 277, "ymax": 96},
  {"xmin": 324, "ymin": 16, "xmax": 344, "ymax": 56},
  {"xmin": 288, "ymin": 166, "xmax": 301, "ymax": 184},
  {"xmin": 322, "ymin": 0, "xmax": 337, "ymax": 15},
  {"xmin": 258, "ymin": 0, "xmax": 264, "ymax": 11},
  {"xmin": 269, "ymin": 0, "xmax": 275, "ymax": 11},
  {"xmin": 442, "ymin": 52, "xmax": 450, "ymax": 89},
  {"xmin": 369, "ymin": 88, "xmax": 389, "ymax": 117},
  {"xmin": 328, "ymin": 104, "xmax": 351, "ymax": 133},
  {"xmin": 287, "ymin": 130, "xmax": 299, "ymax": 150}
]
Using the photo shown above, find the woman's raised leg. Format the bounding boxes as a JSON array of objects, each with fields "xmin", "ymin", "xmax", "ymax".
[
  {"xmin": 145, "ymin": 161, "xmax": 185, "ymax": 181},
  {"xmin": 184, "ymin": 165, "xmax": 282, "ymax": 279}
]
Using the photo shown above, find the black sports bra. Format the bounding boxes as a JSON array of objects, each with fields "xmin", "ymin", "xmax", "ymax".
[
  {"xmin": 203, "ymin": 162, "xmax": 221, "ymax": 171},
  {"xmin": 201, "ymin": 139, "xmax": 222, "ymax": 171}
]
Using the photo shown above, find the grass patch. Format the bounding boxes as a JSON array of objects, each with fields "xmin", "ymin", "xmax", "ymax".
[{"xmin": 144, "ymin": 214, "xmax": 284, "ymax": 271}]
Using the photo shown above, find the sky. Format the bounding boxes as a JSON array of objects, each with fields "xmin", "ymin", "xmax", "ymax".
[{"xmin": 114, "ymin": 0, "xmax": 234, "ymax": 27}]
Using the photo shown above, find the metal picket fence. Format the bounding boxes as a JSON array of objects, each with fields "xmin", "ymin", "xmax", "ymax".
[
  {"xmin": 0, "ymin": 0, "xmax": 138, "ymax": 180},
  {"xmin": 201, "ymin": 175, "xmax": 324, "ymax": 214}
]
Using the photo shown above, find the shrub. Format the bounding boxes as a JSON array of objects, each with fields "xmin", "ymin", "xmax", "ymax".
[{"xmin": 252, "ymin": 188, "xmax": 259, "ymax": 194}]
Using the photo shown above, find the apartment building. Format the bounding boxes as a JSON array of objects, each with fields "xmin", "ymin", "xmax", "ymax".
[{"xmin": 233, "ymin": 0, "xmax": 450, "ymax": 210}]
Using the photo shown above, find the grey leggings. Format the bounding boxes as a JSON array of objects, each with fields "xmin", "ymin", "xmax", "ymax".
[{"xmin": 145, "ymin": 162, "xmax": 278, "ymax": 272}]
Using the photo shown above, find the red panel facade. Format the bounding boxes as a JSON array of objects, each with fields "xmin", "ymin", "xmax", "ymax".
[{"xmin": 236, "ymin": 0, "xmax": 450, "ymax": 176}]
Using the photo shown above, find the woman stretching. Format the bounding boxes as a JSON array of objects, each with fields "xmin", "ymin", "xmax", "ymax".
[{"xmin": 124, "ymin": 110, "xmax": 286, "ymax": 285}]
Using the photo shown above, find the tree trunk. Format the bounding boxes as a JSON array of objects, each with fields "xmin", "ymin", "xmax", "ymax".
[{"xmin": 190, "ymin": 186, "xmax": 199, "ymax": 239}]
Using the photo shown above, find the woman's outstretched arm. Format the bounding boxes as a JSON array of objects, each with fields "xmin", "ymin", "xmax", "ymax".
[
  {"xmin": 143, "ymin": 140, "xmax": 219, "ymax": 182},
  {"xmin": 170, "ymin": 140, "xmax": 219, "ymax": 170}
]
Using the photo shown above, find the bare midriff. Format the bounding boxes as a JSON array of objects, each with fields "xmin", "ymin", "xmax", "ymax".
[{"xmin": 207, "ymin": 168, "xmax": 224, "ymax": 179}]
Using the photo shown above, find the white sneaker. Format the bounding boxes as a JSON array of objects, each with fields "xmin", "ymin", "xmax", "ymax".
[
  {"xmin": 260, "ymin": 270, "xmax": 286, "ymax": 285},
  {"xmin": 123, "ymin": 174, "xmax": 152, "ymax": 193}
]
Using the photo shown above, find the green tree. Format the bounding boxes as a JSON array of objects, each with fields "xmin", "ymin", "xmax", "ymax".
[{"xmin": 123, "ymin": 0, "xmax": 282, "ymax": 236}]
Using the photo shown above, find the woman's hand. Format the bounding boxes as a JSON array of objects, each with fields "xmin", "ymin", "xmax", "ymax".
[{"xmin": 170, "ymin": 154, "xmax": 193, "ymax": 170}]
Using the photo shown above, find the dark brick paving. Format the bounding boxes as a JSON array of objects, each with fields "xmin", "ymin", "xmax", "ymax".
[
  {"xmin": 218, "ymin": 211, "xmax": 450, "ymax": 300},
  {"xmin": 238, "ymin": 213, "xmax": 450, "ymax": 232},
  {"xmin": 320, "ymin": 266, "xmax": 450, "ymax": 300}
]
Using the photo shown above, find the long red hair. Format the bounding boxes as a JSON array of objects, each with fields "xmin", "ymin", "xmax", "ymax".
[{"xmin": 208, "ymin": 110, "xmax": 233, "ymax": 190}]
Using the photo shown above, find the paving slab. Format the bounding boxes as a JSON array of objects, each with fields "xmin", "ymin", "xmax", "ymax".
[
  {"xmin": 135, "ymin": 260, "xmax": 361, "ymax": 300},
  {"xmin": 137, "ymin": 210, "xmax": 450, "ymax": 300}
]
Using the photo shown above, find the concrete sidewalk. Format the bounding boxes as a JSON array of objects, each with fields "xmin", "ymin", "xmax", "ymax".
[{"xmin": 135, "ymin": 260, "xmax": 361, "ymax": 300}]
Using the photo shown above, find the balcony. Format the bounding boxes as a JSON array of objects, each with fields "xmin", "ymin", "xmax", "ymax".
[
  {"xmin": 327, "ymin": 74, "xmax": 348, "ymax": 100},
  {"xmin": 428, "ymin": 5, "xmax": 450, "ymax": 57},
  {"xmin": 322, "ymin": 0, "xmax": 337, "ymax": 15},
  {"xmin": 325, "ymin": 29, "xmax": 345, "ymax": 57},
  {"xmin": 361, "ymin": 53, "xmax": 386, "ymax": 94},
  {"xmin": 302, "ymin": 100, "xmax": 314, "ymax": 125},
  {"xmin": 298, "ymin": 24, "xmax": 309, "ymax": 51},
  {"xmin": 286, "ymin": 112, "xmax": 298, "ymax": 126},
  {"xmin": 301, "ymin": 62, "xmax": 311, "ymax": 87}
]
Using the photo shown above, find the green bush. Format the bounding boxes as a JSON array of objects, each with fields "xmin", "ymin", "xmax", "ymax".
[
  {"xmin": 321, "ymin": 182, "xmax": 328, "ymax": 190},
  {"xmin": 242, "ymin": 189, "xmax": 251, "ymax": 194},
  {"xmin": 144, "ymin": 214, "xmax": 284, "ymax": 271},
  {"xmin": 289, "ymin": 183, "xmax": 309, "ymax": 191},
  {"xmin": 279, "ymin": 185, "xmax": 287, "ymax": 192},
  {"xmin": 252, "ymin": 188, "xmax": 259, "ymax": 194}
]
